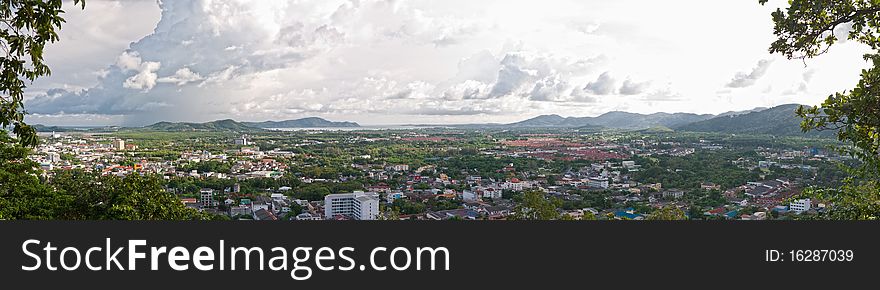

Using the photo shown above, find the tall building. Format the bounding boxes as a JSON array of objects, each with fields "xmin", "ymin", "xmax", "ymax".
[
  {"xmin": 200, "ymin": 188, "xmax": 214, "ymax": 207},
  {"xmin": 112, "ymin": 139, "xmax": 125, "ymax": 150},
  {"xmin": 324, "ymin": 192, "xmax": 380, "ymax": 220}
]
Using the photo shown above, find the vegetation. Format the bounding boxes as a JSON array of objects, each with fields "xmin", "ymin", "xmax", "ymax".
[
  {"xmin": 0, "ymin": 0, "xmax": 869, "ymax": 222},
  {"xmin": 141, "ymin": 119, "xmax": 263, "ymax": 132},
  {"xmin": 1, "ymin": 0, "xmax": 85, "ymax": 146},
  {"xmin": 0, "ymin": 1, "xmax": 214, "ymax": 220},
  {"xmin": 0, "ymin": 131, "xmax": 59, "ymax": 219},
  {"xmin": 243, "ymin": 117, "xmax": 360, "ymax": 128},
  {"xmin": 0, "ymin": 131, "xmax": 213, "ymax": 220},
  {"xmin": 761, "ymin": 0, "xmax": 880, "ymax": 219},
  {"xmin": 676, "ymin": 104, "xmax": 834, "ymax": 137},
  {"xmin": 50, "ymin": 170, "xmax": 213, "ymax": 220},
  {"xmin": 633, "ymin": 151, "xmax": 761, "ymax": 189},
  {"xmin": 646, "ymin": 206, "xmax": 687, "ymax": 220},
  {"xmin": 510, "ymin": 190, "xmax": 561, "ymax": 220}
]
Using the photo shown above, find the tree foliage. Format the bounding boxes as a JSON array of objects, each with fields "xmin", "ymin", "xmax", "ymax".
[
  {"xmin": 0, "ymin": 1, "xmax": 216, "ymax": 221},
  {"xmin": 762, "ymin": 0, "xmax": 880, "ymax": 219},
  {"xmin": 803, "ymin": 180, "xmax": 880, "ymax": 220},
  {"xmin": 0, "ymin": 131, "xmax": 61, "ymax": 219},
  {"xmin": 510, "ymin": 190, "xmax": 560, "ymax": 220},
  {"xmin": 1, "ymin": 0, "xmax": 84, "ymax": 147},
  {"xmin": 646, "ymin": 206, "xmax": 687, "ymax": 221},
  {"xmin": 50, "ymin": 170, "xmax": 213, "ymax": 220}
]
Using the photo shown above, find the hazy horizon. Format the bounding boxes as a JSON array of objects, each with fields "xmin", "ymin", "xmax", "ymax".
[
  {"xmin": 21, "ymin": 0, "xmax": 870, "ymax": 127},
  {"xmin": 28, "ymin": 102, "xmax": 798, "ymax": 128}
]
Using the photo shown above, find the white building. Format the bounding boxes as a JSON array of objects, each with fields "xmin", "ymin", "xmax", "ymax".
[
  {"xmin": 482, "ymin": 188, "xmax": 502, "ymax": 199},
  {"xmin": 662, "ymin": 190, "xmax": 684, "ymax": 199},
  {"xmin": 324, "ymin": 191, "xmax": 380, "ymax": 220},
  {"xmin": 112, "ymin": 139, "xmax": 125, "ymax": 150},
  {"xmin": 234, "ymin": 135, "xmax": 250, "ymax": 146},
  {"xmin": 790, "ymin": 198, "xmax": 812, "ymax": 214},
  {"xmin": 500, "ymin": 181, "xmax": 525, "ymax": 191},
  {"xmin": 588, "ymin": 177, "xmax": 609, "ymax": 189}
]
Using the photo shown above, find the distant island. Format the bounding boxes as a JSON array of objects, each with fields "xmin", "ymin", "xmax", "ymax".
[
  {"xmin": 33, "ymin": 117, "xmax": 361, "ymax": 133},
  {"xmin": 141, "ymin": 119, "xmax": 261, "ymax": 132}
]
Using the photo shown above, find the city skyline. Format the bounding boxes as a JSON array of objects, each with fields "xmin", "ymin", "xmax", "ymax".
[{"xmin": 22, "ymin": 0, "xmax": 872, "ymax": 126}]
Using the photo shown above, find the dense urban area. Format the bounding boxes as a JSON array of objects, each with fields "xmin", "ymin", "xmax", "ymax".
[{"xmin": 27, "ymin": 123, "xmax": 851, "ymax": 221}]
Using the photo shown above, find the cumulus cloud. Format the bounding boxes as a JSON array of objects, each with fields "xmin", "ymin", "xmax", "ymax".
[
  {"xmin": 442, "ymin": 80, "xmax": 491, "ymax": 101},
  {"xmin": 488, "ymin": 54, "xmax": 537, "ymax": 98},
  {"xmin": 122, "ymin": 61, "xmax": 161, "ymax": 91},
  {"xmin": 726, "ymin": 59, "xmax": 773, "ymax": 88},
  {"xmin": 441, "ymin": 50, "xmax": 605, "ymax": 103},
  {"xmin": 584, "ymin": 72, "xmax": 616, "ymax": 95},
  {"xmin": 114, "ymin": 51, "xmax": 161, "ymax": 91},
  {"xmin": 116, "ymin": 51, "xmax": 144, "ymax": 71},
  {"xmin": 528, "ymin": 76, "xmax": 572, "ymax": 102},
  {"xmin": 619, "ymin": 78, "xmax": 650, "ymax": 95},
  {"xmin": 158, "ymin": 67, "xmax": 204, "ymax": 86},
  {"xmin": 25, "ymin": 0, "xmax": 676, "ymax": 124},
  {"xmin": 28, "ymin": 0, "xmax": 331, "ymax": 118}
]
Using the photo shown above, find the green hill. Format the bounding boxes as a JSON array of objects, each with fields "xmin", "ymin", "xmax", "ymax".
[
  {"xmin": 674, "ymin": 104, "xmax": 834, "ymax": 137},
  {"xmin": 509, "ymin": 112, "xmax": 713, "ymax": 129},
  {"xmin": 140, "ymin": 119, "xmax": 262, "ymax": 132},
  {"xmin": 243, "ymin": 117, "xmax": 360, "ymax": 128}
]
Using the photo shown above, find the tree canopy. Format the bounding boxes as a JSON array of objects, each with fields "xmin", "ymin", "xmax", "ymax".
[
  {"xmin": 1, "ymin": 0, "xmax": 84, "ymax": 147},
  {"xmin": 646, "ymin": 206, "xmax": 687, "ymax": 221},
  {"xmin": 0, "ymin": 1, "xmax": 216, "ymax": 221},
  {"xmin": 510, "ymin": 190, "xmax": 561, "ymax": 220},
  {"xmin": 761, "ymin": 0, "xmax": 880, "ymax": 219}
]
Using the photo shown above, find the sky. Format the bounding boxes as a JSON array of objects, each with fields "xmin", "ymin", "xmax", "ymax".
[{"xmin": 22, "ymin": 0, "xmax": 873, "ymax": 126}]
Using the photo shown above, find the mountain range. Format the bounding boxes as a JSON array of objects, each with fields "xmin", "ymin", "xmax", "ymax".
[
  {"xmin": 140, "ymin": 119, "xmax": 261, "ymax": 132},
  {"xmin": 508, "ymin": 112, "xmax": 715, "ymax": 129},
  {"xmin": 242, "ymin": 117, "xmax": 359, "ymax": 128},
  {"xmin": 508, "ymin": 104, "xmax": 827, "ymax": 136},
  {"xmin": 135, "ymin": 117, "xmax": 360, "ymax": 132},
  {"xmin": 30, "ymin": 104, "xmax": 832, "ymax": 137},
  {"xmin": 673, "ymin": 104, "xmax": 834, "ymax": 137}
]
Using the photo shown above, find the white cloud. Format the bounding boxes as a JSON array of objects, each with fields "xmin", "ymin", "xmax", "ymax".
[
  {"xmin": 619, "ymin": 78, "xmax": 651, "ymax": 95},
  {"xmin": 584, "ymin": 72, "xmax": 616, "ymax": 95},
  {"xmin": 24, "ymin": 0, "xmax": 873, "ymax": 125},
  {"xmin": 726, "ymin": 59, "xmax": 773, "ymax": 88},
  {"xmin": 116, "ymin": 51, "xmax": 144, "ymax": 72},
  {"xmin": 158, "ymin": 67, "xmax": 204, "ymax": 86},
  {"xmin": 122, "ymin": 60, "xmax": 161, "ymax": 91}
]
